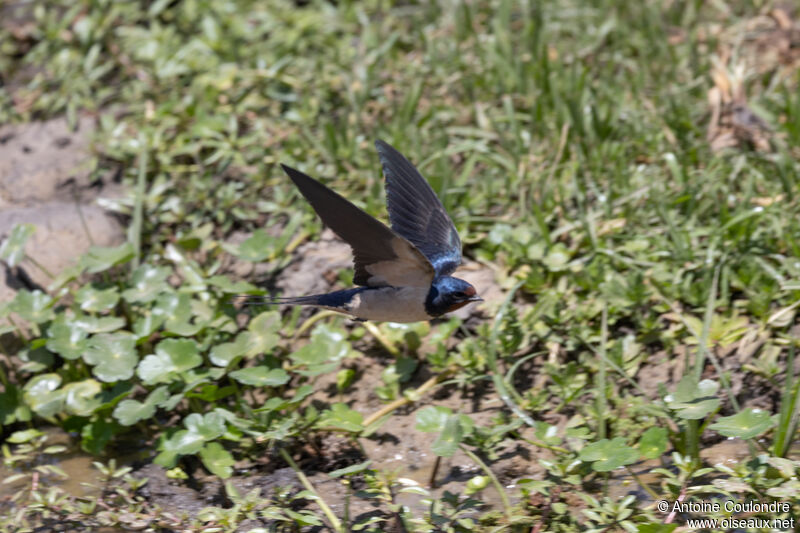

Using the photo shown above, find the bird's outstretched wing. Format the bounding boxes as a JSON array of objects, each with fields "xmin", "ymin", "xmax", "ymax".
[
  {"xmin": 375, "ymin": 140, "xmax": 462, "ymax": 277},
  {"xmin": 281, "ymin": 164, "xmax": 435, "ymax": 288}
]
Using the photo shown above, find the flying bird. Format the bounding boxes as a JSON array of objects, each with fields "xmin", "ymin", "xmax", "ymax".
[{"xmin": 265, "ymin": 140, "xmax": 481, "ymax": 323}]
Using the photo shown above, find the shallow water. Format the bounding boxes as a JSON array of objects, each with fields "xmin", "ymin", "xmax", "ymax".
[{"xmin": 0, "ymin": 426, "xmax": 147, "ymax": 502}]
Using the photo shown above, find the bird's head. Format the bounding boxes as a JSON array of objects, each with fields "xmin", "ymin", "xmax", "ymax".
[{"xmin": 426, "ymin": 276, "xmax": 483, "ymax": 317}]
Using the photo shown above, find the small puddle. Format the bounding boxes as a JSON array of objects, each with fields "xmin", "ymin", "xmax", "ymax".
[
  {"xmin": 393, "ymin": 455, "xmax": 510, "ymax": 515},
  {"xmin": 0, "ymin": 426, "xmax": 146, "ymax": 503},
  {"xmin": 0, "ymin": 427, "xmax": 98, "ymax": 501}
]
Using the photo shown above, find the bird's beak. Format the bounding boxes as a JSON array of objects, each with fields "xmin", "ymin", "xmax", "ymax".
[{"xmin": 468, "ymin": 295, "xmax": 483, "ymax": 302}]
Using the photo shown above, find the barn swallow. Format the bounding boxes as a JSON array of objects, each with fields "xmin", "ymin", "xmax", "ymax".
[{"xmin": 264, "ymin": 140, "xmax": 481, "ymax": 323}]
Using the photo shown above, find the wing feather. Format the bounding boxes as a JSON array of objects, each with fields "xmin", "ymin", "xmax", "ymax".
[
  {"xmin": 281, "ymin": 164, "xmax": 434, "ymax": 288},
  {"xmin": 375, "ymin": 140, "xmax": 462, "ymax": 277}
]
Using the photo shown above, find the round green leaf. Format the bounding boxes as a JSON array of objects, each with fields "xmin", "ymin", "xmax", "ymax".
[
  {"xmin": 10, "ymin": 290, "xmax": 54, "ymax": 323},
  {"xmin": 114, "ymin": 399, "xmax": 156, "ymax": 426},
  {"xmin": 153, "ymin": 293, "xmax": 199, "ymax": 336},
  {"xmin": 209, "ymin": 332, "xmax": 251, "ymax": 367},
  {"xmin": 75, "ymin": 285, "xmax": 120, "ymax": 312},
  {"xmin": 75, "ymin": 315, "xmax": 126, "ymax": 334},
  {"xmin": 246, "ymin": 311, "xmax": 280, "ymax": 355},
  {"xmin": 153, "ymin": 292, "xmax": 186, "ymax": 320},
  {"xmin": 46, "ymin": 317, "xmax": 89, "ymax": 360},
  {"xmin": 133, "ymin": 312, "xmax": 165, "ymax": 339},
  {"xmin": 380, "ymin": 322, "xmax": 430, "ymax": 346},
  {"xmin": 665, "ymin": 377, "xmax": 721, "ymax": 420},
  {"xmin": 318, "ymin": 403, "xmax": 363, "ymax": 433},
  {"xmin": 83, "ymin": 333, "xmax": 138, "ymax": 382},
  {"xmin": 147, "ymin": 386, "xmax": 171, "ymax": 407},
  {"xmin": 137, "ymin": 339, "xmax": 202, "ymax": 385},
  {"xmin": 709, "ymin": 409, "xmax": 776, "ymax": 440},
  {"xmin": 63, "ymin": 379, "xmax": 102, "ymax": 416},
  {"xmin": 163, "ymin": 429, "xmax": 206, "ymax": 455},
  {"xmin": 23, "ymin": 373, "xmax": 61, "ymax": 396},
  {"xmin": 416, "ymin": 406, "xmax": 453, "ymax": 433},
  {"xmin": 310, "ymin": 324, "xmax": 351, "ymax": 359},
  {"xmin": 229, "ymin": 366, "xmax": 289, "ymax": 387},
  {"xmin": 638, "ymin": 427, "xmax": 668, "ymax": 459},
  {"xmin": 533, "ymin": 421, "xmax": 563, "ymax": 446},
  {"xmin": 23, "ymin": 373, "xmax": 64, "ymax": 418},
  {"xmin": 160, "ymin": 339, "xmax": 202, "ymax": 371},
  {"xmin": 122, "ymin": 264, "xmax": 171, "ymax": 303},
  {"xmin": 579, "ymin": 437, "xmax": 639, "ymax": 472},
  {"xmin": 290, "ymin": 324, "xmax": 353, "ymax": 376},
  {"xmin": 184, "ymin": 411, "xmax": 226, "ymax": 440},
  {"xmin": 199, "ymin": 442, "xmax": 235, "ymax": 479},
  {"xmin": 137, "ymin": 354, "xmax": 172, "ymax": 385},
  {"xmin": 94, "ymin": 317, "xmax": 126, "ymax": 333}
]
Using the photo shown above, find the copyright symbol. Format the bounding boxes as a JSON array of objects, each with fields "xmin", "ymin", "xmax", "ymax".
[{"xmin": 657, "ymin": 500, "xmax": 669, "ymax": 513}]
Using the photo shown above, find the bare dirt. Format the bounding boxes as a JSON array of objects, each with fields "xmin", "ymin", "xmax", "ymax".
[{"xmin": 0, "ymin": 116, "xmax": 125, "ymax": 304}]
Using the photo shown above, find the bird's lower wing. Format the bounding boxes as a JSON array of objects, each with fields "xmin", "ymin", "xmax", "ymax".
[{"xmin": 281, "ymin": 164, "xmax": 435, "ymax": 288}]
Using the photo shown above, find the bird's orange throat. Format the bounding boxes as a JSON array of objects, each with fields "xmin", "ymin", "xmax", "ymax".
[{"xmin": 446, "ymin": 300, "xmax": 472, "ymax": 313}]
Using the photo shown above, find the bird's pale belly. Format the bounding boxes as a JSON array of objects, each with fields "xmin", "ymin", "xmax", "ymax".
[{"xmin": 346, "ymin": 286, "xmax": 431, "ymax": 323}]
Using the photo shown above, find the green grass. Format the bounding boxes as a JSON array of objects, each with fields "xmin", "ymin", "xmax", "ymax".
[{"xmin": 2, "ymin": 0, "xmax": 800, "ymax": 531}]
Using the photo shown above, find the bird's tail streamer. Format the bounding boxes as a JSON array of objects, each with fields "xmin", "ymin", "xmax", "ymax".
[{"xmin": 231, "ymin": 294, "xmax": 321, "ymax": 307}]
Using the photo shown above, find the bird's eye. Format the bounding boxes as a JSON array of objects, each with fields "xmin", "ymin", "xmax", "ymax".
[{"xmin": 454, "ymin": 292, "xmax": 465, "ymax": 298}]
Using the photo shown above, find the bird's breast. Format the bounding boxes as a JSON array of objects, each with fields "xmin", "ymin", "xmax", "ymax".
[{"xmin": 347, "ymin": 286, "xmax": 432, "ymax": 323}]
